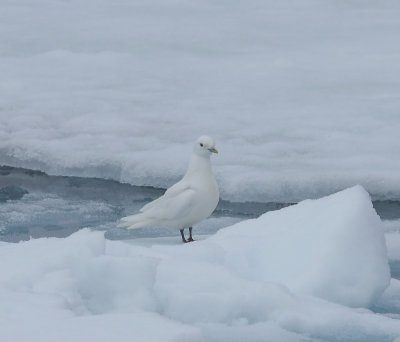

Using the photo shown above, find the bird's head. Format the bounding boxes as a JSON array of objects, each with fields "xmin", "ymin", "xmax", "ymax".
[{"xmin": 194, "ymin": 135, "xmax": 218, "ymax": 157}]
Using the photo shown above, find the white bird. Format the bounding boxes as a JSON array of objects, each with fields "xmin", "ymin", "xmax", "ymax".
[{"xmin": 118, "ymin": 135, "xmax": 220, "ymax": 243}]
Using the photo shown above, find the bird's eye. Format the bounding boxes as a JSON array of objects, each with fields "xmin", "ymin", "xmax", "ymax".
[{"xmin": 200, "ymin": 143, "xmax": 203, "ymax": 147}]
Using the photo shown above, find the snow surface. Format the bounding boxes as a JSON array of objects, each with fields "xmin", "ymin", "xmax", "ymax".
[
  {"xmin": 1, "ymin": 0, "xmax": 400, "ymax": 202},
  {"xmin": 211, "ymin": 185, "xmax": 390, "ymax": 307},
  {"xmin": 1, "ymin": 186, "xmax": 397, "ymax": 341}
]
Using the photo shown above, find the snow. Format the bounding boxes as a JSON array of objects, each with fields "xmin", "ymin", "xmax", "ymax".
[
  {"xmin": 1, "ymin": 186, "xmax": 397, "ymax": 341},
  {"xmin": 212, "ymin": 185, "xmax": 390, "ymax": 307},
  {"xmin": 1, "ymin": 0, "xmax": 400, "ymax": 202}
]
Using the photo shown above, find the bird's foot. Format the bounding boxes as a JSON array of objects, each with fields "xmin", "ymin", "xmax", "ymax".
[{"xmin": 180, "ymin": 228, "xmax": 195, "ymax": 243}]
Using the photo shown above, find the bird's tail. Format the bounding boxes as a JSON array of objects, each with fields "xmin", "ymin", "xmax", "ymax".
[{"xmin": 117, "ymin": 213, "xmax": 156, "ymax": 230}]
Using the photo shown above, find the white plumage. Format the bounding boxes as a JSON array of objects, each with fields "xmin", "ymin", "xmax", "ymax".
[{"xmin": 118, "ymin": 135, "xmax": 219, "ymax": 242}]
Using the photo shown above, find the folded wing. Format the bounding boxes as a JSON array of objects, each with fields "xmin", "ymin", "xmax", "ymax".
[
  {"xmin": 140, "ymin": 180, "xmax": 190, "ymax": 213},
  {"xmin": 119, "ymin": 181, "xmax": 196, "ymax": 229}
]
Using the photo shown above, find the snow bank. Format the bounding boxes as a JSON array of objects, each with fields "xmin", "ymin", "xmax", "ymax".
[
  {"xmin": 0, "ymin": 230, "xmax": 202, "ymax": 342},
  {"xmin": 1, "ymin": 0, "xmax": 400, "ymax": 202},
  {"xmin": 0, "ymin": 186, "xmax": 396, "ymax": 341},
  {"xmin": 213, "ymin": 185, "xmax": 390, "ymax": 307}
]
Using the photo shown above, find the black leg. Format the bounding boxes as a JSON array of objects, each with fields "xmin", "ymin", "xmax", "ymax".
[
  {"xmin": 187, "ymin": 227, "xmax": 194, "ymax": 242},
  {"xmin": 180, "ymin": 229, "xmax": 188, "ymax": 243}
]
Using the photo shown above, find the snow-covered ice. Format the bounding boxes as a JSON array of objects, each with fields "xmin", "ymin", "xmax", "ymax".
[
  {"xmin": 211, "ymin": 185, "xmax": 390, "ymax": 307},
  {"xmin": 1, "ymin": 186, "xmax": 398, "ymax": 341},
  {"xmin": 1, "ymin": 0, "xmax": 400, "ymax": 202}
]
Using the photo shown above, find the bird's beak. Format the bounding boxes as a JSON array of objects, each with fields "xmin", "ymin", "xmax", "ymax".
[{"xmin": 208, "ymin": 147, "xmax": 218, "ymax": 154}]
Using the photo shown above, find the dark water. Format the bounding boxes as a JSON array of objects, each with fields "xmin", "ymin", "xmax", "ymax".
[
  {"xmin": 1, "ymin": 165, "xmax": 399, "ymax": 243},
  {"xmin": 0, "ymin": 165, "xmax": 293, "ymax": 242}
]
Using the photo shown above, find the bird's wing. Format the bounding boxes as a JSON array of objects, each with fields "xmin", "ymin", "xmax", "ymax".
[
  {"xmin": 140, "ymin": 180, "xmax": 190, "ymax": 213},
  {"xmin": 142, "ymin": 186, "xmax": 196, "ymax": 221}
]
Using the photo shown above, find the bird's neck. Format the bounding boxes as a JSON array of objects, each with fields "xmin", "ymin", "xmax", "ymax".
[{"xmin": 184, "ymin": 154, "xmax": 212, "ymax": 179}]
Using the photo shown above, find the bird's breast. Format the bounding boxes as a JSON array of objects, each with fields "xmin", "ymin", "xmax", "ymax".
[{"xmin": 191, "ymin": 177, "xmax": 219, "ymax": 214}]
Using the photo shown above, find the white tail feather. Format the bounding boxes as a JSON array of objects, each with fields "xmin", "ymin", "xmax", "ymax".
[{"xmin": 118, "ymin": 213, "xmax": 156, "ymax": 229}]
